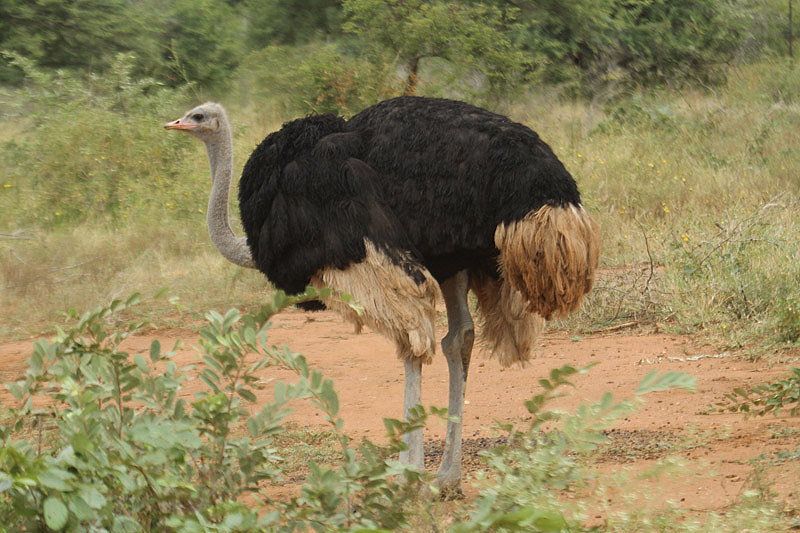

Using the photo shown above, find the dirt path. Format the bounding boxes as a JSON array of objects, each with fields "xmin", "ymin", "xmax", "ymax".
[{"xmin": 2, "ymin": 310, "xmax": 799, "ymax": 516}]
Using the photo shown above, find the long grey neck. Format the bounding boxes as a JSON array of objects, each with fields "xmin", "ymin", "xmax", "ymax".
[{"xmin": 205, "ymin": 116, "xmax": 256, "ymax": 269}]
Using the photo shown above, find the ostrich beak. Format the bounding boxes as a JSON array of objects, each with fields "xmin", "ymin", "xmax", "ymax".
[{"xmin": 164, "ymin": 119, "xmax": 197, "ymax": 130}]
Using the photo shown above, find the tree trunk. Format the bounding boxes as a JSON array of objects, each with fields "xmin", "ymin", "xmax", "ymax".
[{"xmin": 404, "ymin": 56, "xmax": 420, "ymax": 95}]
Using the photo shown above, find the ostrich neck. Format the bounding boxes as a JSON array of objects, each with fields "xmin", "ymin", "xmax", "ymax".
[{"xmin": 205, "ymin": 125, "xmax": 256, "ymax": 269}]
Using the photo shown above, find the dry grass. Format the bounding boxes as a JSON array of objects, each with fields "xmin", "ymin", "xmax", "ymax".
[
  {"xmin": 0, "ymin": 224, "xmax": 271, "ymax": 338},
  {"xmin": 2, "ymin": 60, "xmax": 800, "ymax": 349}
]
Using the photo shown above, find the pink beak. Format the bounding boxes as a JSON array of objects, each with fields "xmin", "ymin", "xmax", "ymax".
[{"xmin": 164, "ymin": 119, "xmax": 198, "ymax": 130}]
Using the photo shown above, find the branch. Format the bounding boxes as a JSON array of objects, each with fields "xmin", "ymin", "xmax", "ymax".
[{"xmin": 0, "ymin": 230, "xmax": 37, "ymax": 241}]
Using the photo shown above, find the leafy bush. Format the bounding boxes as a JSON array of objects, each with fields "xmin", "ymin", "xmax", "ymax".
[
  {"xmin": 716, "ymin": 367, "xmax": 800, "ymax": 418},
  {"xmin": 451, "ymin": 367, "xmax": 696, "ymax": 532},
  {"xmin": 242, "ymin": 0, "xmax": 344, "ymax": 48},
  {"xmin": 0, "ymin": 55, "xmax": 202, "ymax": 228},
  {"xmin": 159, "ymin": 0, "xmax": 245, "ymax": 88},
  {"xmin": 0, "ymin": 288, "xmax": 428, "ymax": 531},
  {"xmin": 505, "ymin": 0, "xmax": 751, "ymax": 94},
  {"xmin": 0, "ymin": 0, "xmax": 161, "ymax": 84},
  {"xmin": 240, "ymin": 0, "xmax": 534, "ymax": 116},
  {"xmin": 342, "ymin": 0, "xmax": 530, "ymax": 104},
  {"xmin": 238, "ymin": 44, "xmax": 401, "ymax": 116}
]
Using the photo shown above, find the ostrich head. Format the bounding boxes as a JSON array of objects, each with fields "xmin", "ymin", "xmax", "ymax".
[
  {"xmin": 164, "ymin": 102, "xmax": 256, "ymax": 269},
  {"xmin": 164, "ymin": 102, "xmax": 228, "ymax": 144}
]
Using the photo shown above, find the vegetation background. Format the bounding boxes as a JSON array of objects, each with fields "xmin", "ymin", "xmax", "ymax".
[{"xmin": 0, "ymin": 0, "xmax": 799, "ymax": 530}]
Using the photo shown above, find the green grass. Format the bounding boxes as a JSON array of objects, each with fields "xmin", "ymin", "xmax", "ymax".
[{"xmin": 270, "ymin": 422, "xmax": 344, "ymax": 475}]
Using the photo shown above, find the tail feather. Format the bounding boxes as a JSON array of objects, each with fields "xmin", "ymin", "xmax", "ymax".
[
  {"xmin": 495, "ymin": 204, "xmax": 600, "ymax": 321},
  {"xmin": 470, "ymin": 273, "xmax": 545, "ymax": 366}
]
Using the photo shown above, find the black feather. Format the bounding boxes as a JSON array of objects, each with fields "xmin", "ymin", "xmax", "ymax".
[{"xmin": 238, "ymin": 96, "xmax": 582, "ymax": 293}]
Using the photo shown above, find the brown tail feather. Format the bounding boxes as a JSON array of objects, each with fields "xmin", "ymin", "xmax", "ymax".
[
  {"xmin": 495, "ymin": 204, "xmax": 600, "ymax": 320},
  {"xmin": 470, "ymin": 273, "xmax": 545, "ymax": 366}
]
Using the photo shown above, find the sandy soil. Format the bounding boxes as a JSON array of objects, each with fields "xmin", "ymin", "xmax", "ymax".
[{"xmin": 1, "ymin": 309, "xmax": 799, "ymax": 518}]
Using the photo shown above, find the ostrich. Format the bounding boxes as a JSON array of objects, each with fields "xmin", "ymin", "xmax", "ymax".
[{"xmin": 165, "ymin": 96, "xmax": 600, "ymax": 496}]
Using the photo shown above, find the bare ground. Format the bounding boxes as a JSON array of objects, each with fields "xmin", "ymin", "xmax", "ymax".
[{"xmin": 1, "ymin": 309, "xmax": 799, "ymax": 520}]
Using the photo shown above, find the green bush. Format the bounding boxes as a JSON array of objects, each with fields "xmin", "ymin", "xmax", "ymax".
[
  {"xmin": 342, "ymin": 0, "xmax": 529, "ymax": 104},
  {"xmin": 506, "ymin": 0, "xmax": 751, "ymax": 93},
  {"xmin": 159, "ymin": 0, "xmax": 245, "ymax": 89},
  {"xmin": 717, "ymin": 367, "xmax": 800, "ymax": 418},
  {"xmin": 0, "ymin": 0, "xmax": 161, "ymax": 84},
  {"xmin": 0, "ymin": 288, "xmax": 428, "ymax": 531},
  {"xmin": 239, "ymin": 44, "xmax": 401, "ymax": 117},
  {"xmin": 0, "ymin": 55, "xmax": 202, "ymax": 229},
  {"xmin": 451, "ymin": 367, "xmax": 696, "ymax": 532}
]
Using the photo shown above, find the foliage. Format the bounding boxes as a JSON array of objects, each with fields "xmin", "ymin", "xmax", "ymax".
[
  {"xmin": 450, "ymin": 366, "xmax": 696, "ymax": 532},
  {"xmin": 158, "ymin": 0, "xmax": 246, "ymax": 88},
  {"xmin": 715, "ymin": 367, "xmax": 800, "ymax": 418},
  {"xmin": 238, "ymin": 43, "xmax": 401, "ymax": 116},
  {"xmin": 342, "ymin": 0, "xmax": 530, "ymax": 104},
  {"xmin": 0, "ymin": 0, "xmax": 797, "ymax": 95},
  {"xmin": 0, "ymin": 0, "xmax": 161, "ymax": 83},
  {"xmin": 0, "ymin": 54, "xmax": 197, "ymax": 227},
  {"xmin": 497, "ymin": 0, "xmax": 751, "ymax": 93},
  {"xmin": 606, "ymin": 0, "xmax": 746, "ymax": 86},
  {"xmin": 1, "ymin": 289, "xmax": 794, "ymax": 530},
  {"xmin": 242, "ymin": 0, "xmax": 344, "ymax": 48},
  {"xmin": 0, "ymin": 288, "xmax": 429, "ymax": 531},
  {"xmin": 0, "ymin": 0, "xmax": 248, "ymax": 89}
]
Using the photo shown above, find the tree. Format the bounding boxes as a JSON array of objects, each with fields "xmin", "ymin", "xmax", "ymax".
[
  {"xmin": 342, "ymin": 0, "xmax": 529, "ymax": 102},
  {"xmin": 609, "ymin": 0, "xmax": 745, "ymax": 85},
  {"xmin": 243, "ymin": 0, "xmax": 343, "ymax": 48},
  {"xmin": 498, "ymin": 0, "xmax": 748, "ymax": 90},
  {"xmin": 0, "ymin": 0, "xmax": 160, "ymax": 83},
  {"xmin": 159, "ymin": 0, "xmax": 245, "ymax": 88}
]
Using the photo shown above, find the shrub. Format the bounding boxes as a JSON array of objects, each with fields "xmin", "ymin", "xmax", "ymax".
[
  {"xmin": 238, "ymin": 43, "xmax": 401, "ymax": 117},
  {"xmin": 451, "ymin": 367, "xmax": 696, "ymax": 532},
  {"xmin": 0, "ymin": 54, "xmax": 200, "ymax": 229},
  {"xmin": 716, "ymin": 367, "xmax": 800, "ymax": 418},
  {"xmin": 0, "ymin": 288, "xmax": 428, "ymax": 531}
]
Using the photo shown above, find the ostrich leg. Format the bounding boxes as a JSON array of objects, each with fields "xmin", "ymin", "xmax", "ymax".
[
  {"xmin": 437, "ymin": 270, "xmax": 474, "ymax": 497},
  {"xmin": 400, "ymin": 357, "xmax": 424, "ymax": 470}
]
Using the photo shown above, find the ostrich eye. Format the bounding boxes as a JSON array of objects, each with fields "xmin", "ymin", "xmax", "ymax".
[{"xmin": 192, "ymin": 113, "xmax": 205, "ymax": 121}]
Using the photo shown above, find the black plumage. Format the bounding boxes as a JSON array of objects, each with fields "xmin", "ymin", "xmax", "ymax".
[{"xmin": 238, "ymin": 96, "xmax": 583, "ymax": 291}]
